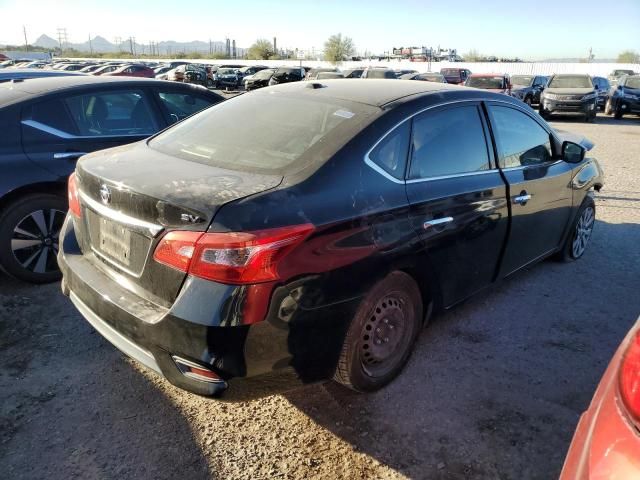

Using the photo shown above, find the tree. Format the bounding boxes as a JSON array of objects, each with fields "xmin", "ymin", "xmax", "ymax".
[
  {"xmin": 617, "ymin": 50, "xmax": 640, "ymax": 64},
  {"xmin": 463, "ymin": 49, "xmax": 482, "ymax": 62},
  {"xmin": 323, "ymin": 33, "xmax": 355, "ymax": 64},
  {"xmin": 247, "ymin": 39, "xmax": 274, "ymax": 60}
]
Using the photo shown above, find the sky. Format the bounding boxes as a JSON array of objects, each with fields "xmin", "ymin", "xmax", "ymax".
[{"xmin": 1, "ymin": 0, "xmax": 639, "ymax": 60}]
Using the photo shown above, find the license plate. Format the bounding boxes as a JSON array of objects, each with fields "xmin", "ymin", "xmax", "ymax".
[{"xmin": 98, "ymin": 218, "xmax": 131, "ymax": 265}]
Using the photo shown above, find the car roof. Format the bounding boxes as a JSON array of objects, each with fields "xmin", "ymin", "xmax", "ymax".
[
  {"xmin": 265, "ymin": 78, "xmax": 469, "ymax": 107},
  {"xmin": 469, "ymin": 73, "xmax": 507, "ymax": 77},
  {"xmin": 0, "ymin": 76, "xmax": 208, "ymax": 108}
]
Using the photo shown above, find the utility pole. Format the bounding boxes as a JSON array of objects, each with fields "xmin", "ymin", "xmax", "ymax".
[
  {"xmin": 88, "ymin": 34, "xmax": 93, "ymax": 55},
  {"xmin": 57, "ymin": 28, "xmax": 68, "ymax": 54},
  {"xmin": 23, "ymin": 25, "xmax": 28, "ymax": 51}
]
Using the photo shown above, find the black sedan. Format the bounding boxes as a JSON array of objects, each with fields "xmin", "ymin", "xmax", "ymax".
[
  {"xmin": 0, "ymin": 76, "xmax": 222, "ymax": 283},
  {"xmin": 58, "ymin": 80, "xmax": 603, "ymax": 397}
]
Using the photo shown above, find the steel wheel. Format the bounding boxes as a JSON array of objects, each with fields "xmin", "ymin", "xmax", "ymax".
[
  {"xmin": 524, "ymin": 96, "xmax": 532, "ymax": 107},
  {"xmin": 360, "ymin": 293, "xmax": 413, "ymax": 378},
  {"xmin": 334, "ymin": 271, "xmax": 423, "ymax": 392},
  {"xmin": 11, "ymin": 208, "xmax": 65, "ymax": 274},
  {"xmin": 571, "ymin": 206, "xmax": 594, "ymax": 259}
]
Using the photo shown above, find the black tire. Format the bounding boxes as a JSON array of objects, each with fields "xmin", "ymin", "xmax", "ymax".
[
  {"xmin": 206, "ymin": 78, "xmax": 214, "ymax": 88},
  {"xmin": 557, "ymin": 198, "xmax": 595, "ymax": 262},
  {"xmin": 0, "ymin": 193, "xmax": 67, "ymax": 283},
  {"xmin": 333, "ymin": 271, "xmax": 423, "ymax": 392},
  {"xmin": 524, "ymin": 96, "xmax": 532, "ymax": 107},
  {"xmin": 539, "ymin": 107, "xmax": 550, "ymax": 120},
  {"xmin": 614, "ymin": 107, "xmax": 623, "ymax": 119},
  {"xmin": 585, "ymin": 111, "xmax": 596, "ymax": 123}
]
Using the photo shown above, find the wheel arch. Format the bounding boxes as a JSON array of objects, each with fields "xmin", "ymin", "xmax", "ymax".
[{"xmin": 0, "ymin": 182, "xmax": 67, "ymax": 216}]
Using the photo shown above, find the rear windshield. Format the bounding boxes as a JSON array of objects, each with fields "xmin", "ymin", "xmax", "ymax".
[
  {"xmin": 511, "ymin": 75, "xmax": 534, "ymax": 86},
  {"xmin": 467, "ymin": 76, "xmax": 506, "ymax": 89},
  {"xmin": 548, "ymin": 75, "xmax": 592, "ymax": 88},
  {"xmin": 148, "ymin": 91, "xmax": 378, "ymax": 174},
  {"xmin": 441, "ymin": 69, "xmax": 460, "ymax": 76},
  {"xmin": 218, "ymin": 68, "xmax": 236, "ymax": 75},
  {"xmin": 626, "ymin": 77, "xmax": 640, "ymax": 89}
]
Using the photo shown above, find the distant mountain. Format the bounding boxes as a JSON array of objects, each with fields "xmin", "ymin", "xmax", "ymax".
[
  {"xmin": 32, "ymin": 33, "xmax": 246, "ymax": 55},
  {"xmin": 34, "ymin": 34, "xmax": 58, "ymax": 49}
]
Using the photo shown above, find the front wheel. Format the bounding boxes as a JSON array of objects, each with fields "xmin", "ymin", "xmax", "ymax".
[
  {"xmin": 524, "ymin": 96, "xmax": 532, "ymax": 107},
  {"xmin": 334, "ymin": 271, "xmax": 423, "ymax": 392},
  {"xmin": 557, "ymin": 199, "xmax": 595, "ymax": 262},
  {"xmin": 0, "ymin": 193, "xmax": 67, "ymax": 283},
  {"xmin": 614, "ymin": 107, "xmax": 623, "ymax": 119}
]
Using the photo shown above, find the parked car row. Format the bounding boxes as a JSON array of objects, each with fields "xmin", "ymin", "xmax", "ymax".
[{"xmin": 0, "ymin": 75, "xmax": 223, "ymax": 282}]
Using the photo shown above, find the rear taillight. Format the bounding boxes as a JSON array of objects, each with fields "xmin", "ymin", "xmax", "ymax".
[
  {"xmin": 619, "ymin": 330, "xmax": 640, "ymax": 423},
  {"xmin": 68, "ymin": 172, "xmax": 81, "ymax": 218},
  {"xmin": 153, "ymin": 224, "xmax": 314, "ymax": 284}
]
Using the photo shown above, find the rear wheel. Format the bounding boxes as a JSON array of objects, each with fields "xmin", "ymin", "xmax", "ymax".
[
  {"xmin": 0, "ymin": 193, "xmax": 67, "ymax": 283},
  {"xmin": 334, "ymin": 271, "xmax": 423, "ymax": 392},
  {"xmin": 558, "ymin": 198, "xmax": 595, "ymax": 262}
]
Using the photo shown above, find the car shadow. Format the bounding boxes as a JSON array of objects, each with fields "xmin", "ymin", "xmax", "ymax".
[
  {"xmin": 0, "ymin": 278, "xmax": 213, "ymax": 480},
  {"xmin": 281, "ymin": 219, "xmax": 640, "ymax": 479}
]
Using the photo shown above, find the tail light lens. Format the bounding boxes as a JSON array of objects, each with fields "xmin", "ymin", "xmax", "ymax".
[
  {"xmin": 68, "ymin": 172, "xmax": 81, "ymax": 218},
  {"xmin": 153, "ymin": 224, "xmax": 314, "ymax": 284},
  {"xmin": 619, "ymin": 330, "xmax": 640, "ymax": 423}
]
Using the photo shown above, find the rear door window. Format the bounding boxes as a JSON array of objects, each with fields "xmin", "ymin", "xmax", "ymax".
[
  {"xmin": 408, "ymin": 105, "xmax": 491, "ymax": 179},
  {"xmin": 64, "ymin": 89, "xmax": 157, "ymax": 136},
  {"xmin": 155, "ymin": 90, "xmax": 216, "ymax": 123},
  {"xmin": 22, "ymin": 97, "xmax": 79, "ymax": 137},
  {"xmin": 488, "ymin": 105, "xmax": 552, "ymax": 168}
]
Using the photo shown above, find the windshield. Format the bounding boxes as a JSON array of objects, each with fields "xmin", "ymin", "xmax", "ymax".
[
  {"xmin": 548, "ymin": 75, "xmax": 593, "ymax": 88},
  {"xmin": 614, "ymin": 70, "xmax": 634, "ymax": 76},
  {"xmin": 467, "ymin": 76, "xmax": 506, "ymax": 89},
  {"xmin": 511, "ymin": 75, "xmax": 534, "ymax": 86},
  {"xmin": 149, "ymin": 92, "xmax": 378, "ymax": 174},
  {"xmin": 273, "ymin": 68, "xmax": 300, "ymax": 80},
  {"xmin": 441, "ymin": 69, "xmax": 460, "ymax": 77},
  {"xmin": 218, "ymin": 68, "xmax": 236, "ymax": 75},
  {"xmin": 626, "ymin": 77, "xmax": 640, "ymax": 89}
]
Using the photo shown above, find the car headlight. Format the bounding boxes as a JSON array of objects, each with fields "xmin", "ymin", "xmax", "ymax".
[
  {"xmin": 543, "ymin": 93, "xmax": 558, "ymax": 100},
  {"xmin": 582, "ymin": 93, "xmax": 596, "ymax": 101},
  {"xmin": 511, "ymin": 90, "xmax": 524, "ymax": 98},
  {"xmin": 623, "ymin": 93, "xmax": 636, "ymax": 99}
]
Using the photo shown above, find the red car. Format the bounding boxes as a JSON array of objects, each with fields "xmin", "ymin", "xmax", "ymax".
[
  {"xmin": 560, "ymin": 316, "xmax": 640, "ymax": 479},
  {"xmin": 103, "ymin": 64, "xmax": 155, "ymax": 78},
  {"xmin": 464, "ymin": 73, "xmax": 512, "ymax": 95}
]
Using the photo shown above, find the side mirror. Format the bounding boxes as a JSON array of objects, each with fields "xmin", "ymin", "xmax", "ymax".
[{"xmin": 562, "ymin": 141, "xmax": 586, "ymax": 164}]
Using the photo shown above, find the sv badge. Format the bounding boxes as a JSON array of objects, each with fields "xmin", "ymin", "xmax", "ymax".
[{"xmin": 180, "ymin": 213, "xmax": 202, "ymax": 223}]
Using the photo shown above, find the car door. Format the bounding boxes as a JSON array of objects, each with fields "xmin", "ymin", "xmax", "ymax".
[
  {"xmin": 405, "ymin": 102, "xmax": 510, "ymax": 307},
  {"xmin": 532, "ymin": 76, "xmax": 546, "ymax": 103},
  {"xmin": 21, "ymin": 86, "xmax": 160, "ymax": 177},
  {"xmin": 486, "ymin": 103, "xmax": 573, "ymax": 277}
]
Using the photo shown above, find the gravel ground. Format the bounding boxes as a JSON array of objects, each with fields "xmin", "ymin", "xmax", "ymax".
[{"xmin": 1, "ymin": 113, "xmax": 639, "ymax": 480}]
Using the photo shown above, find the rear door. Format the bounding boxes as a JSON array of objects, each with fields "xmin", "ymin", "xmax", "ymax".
[
  {"xmin": 405, "ymin": 102, "xmax": 509, "ymax": 307},
  {"xmin": 21, "ymin": 86, "xmax": 161, "ymax": 176},
  {"xmin": 486, "ymin": 102, "xmax": 573, "ymax": 277}
]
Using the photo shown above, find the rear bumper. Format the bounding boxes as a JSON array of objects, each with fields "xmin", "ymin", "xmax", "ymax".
[{"xmin": 58, "ymin": 215, "xmax": 358, "ymax": 397}]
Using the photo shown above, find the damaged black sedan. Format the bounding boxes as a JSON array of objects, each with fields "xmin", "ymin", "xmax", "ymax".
[{"xmin": 58, "ymin": 80, "xmax": 604, "ymax": 396}]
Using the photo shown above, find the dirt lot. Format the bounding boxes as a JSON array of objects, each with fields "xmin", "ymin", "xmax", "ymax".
[{"xmin": 1, "ymin": 114, "xmax": 639, "ymax": 480}]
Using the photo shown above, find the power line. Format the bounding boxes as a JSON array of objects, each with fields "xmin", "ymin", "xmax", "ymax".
[{"xmin": 56, "ymin": 27, "xmax": 68, "ymax": 53}]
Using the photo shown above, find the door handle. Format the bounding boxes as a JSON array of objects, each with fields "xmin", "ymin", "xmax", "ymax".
[
  {"xmin": 423, "ymin": 217, "xmax": 453, "ymax": 230},
  {"xmin": 54, "ymin": 152, "xmax": 87, "ymax": 160},
  {"xmin": 513, "ymin": 193, "xmax": 532, "ymax": 205}
]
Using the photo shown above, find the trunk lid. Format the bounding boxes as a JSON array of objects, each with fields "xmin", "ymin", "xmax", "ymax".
[{"xmin": 74, "ymin": 141, "xmax": 282, "ymax": 305}]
